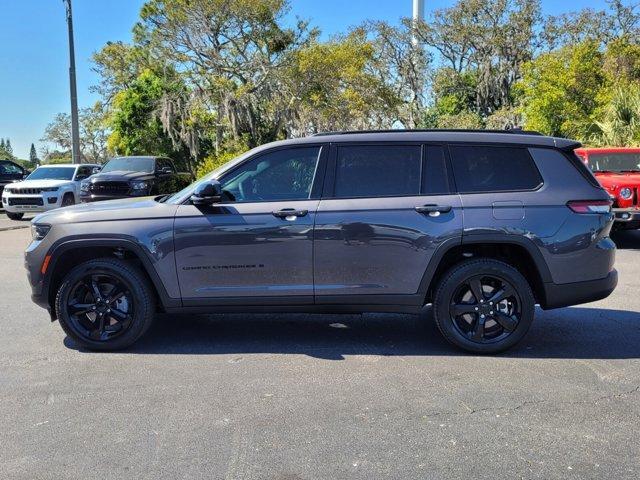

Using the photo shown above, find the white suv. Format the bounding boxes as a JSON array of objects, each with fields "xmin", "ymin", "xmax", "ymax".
[{"xmin": 1, "ymin": 164, "xmax": 98, "ymax": 220}]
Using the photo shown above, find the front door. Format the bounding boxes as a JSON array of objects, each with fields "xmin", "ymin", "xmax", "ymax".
[
  {"xmin": 174, "ymin": 145, "xmax": 325, "ymax": 303},
  {"xmin": 313, "ymin": 143, "xmax": 463, "ymax": 304}
]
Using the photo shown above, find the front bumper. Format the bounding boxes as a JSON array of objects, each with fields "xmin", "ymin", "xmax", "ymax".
[
  {"xmin": 2, "ymin": 194, "xmax": 62, "ymax": 213},
  {"xmin": 612, "ymin": 208, "xmax": 640, "ymax": 225},
  {"xmin": 541, "ymin": 269, "xmax": 618, "ymax": 310}
]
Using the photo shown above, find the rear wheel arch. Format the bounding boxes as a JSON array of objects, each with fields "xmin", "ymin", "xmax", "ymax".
[{"xmin": 422, "ymin": 236, "xmax": 551, "ymax": 306}]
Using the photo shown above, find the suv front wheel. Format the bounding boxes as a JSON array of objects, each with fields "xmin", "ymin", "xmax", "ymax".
[
  {"xmin": 55, "ymin": 258, "xmax": 156, "ymax": 351},
  {"xmin": 433, "ymin": 258, "xmax": 535, "ymax": 354}
]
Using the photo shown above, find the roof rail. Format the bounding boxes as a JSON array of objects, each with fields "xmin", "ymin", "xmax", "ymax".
[{"xmin": 312, "ymin": 128, "xmax": 543, "ymax": 137}]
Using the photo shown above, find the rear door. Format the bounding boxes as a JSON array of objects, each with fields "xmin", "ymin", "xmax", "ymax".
[{"xmin": 313, "ymin": 143, "xmax": 463, "ymax": 305}]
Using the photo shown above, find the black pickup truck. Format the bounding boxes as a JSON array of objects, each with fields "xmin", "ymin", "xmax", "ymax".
[{"xmin": 80, "ymin": 156, "xmax": 191, "ymax": 202}]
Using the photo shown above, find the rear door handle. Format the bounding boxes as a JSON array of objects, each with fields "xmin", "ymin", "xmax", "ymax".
[
  {"xmin": 272, "ymin": 208, "xmax": 309, "ymax": 219},
  {"xmin": 415, "ymin": 204, "xmax": 453, "ymax": 216}
]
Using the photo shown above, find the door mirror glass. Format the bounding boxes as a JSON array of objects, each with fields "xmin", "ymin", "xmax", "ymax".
[
  {"xmin": 191, "ymin": 180, "xmax": 222, "ymax": 205},
  {"xmin": 92, "ymin": 167, "xmax": 102, "ymax": 174}
]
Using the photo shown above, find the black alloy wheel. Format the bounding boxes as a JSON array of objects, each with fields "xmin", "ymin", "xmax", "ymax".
[
  {"xmin": 55, "ymin": 258, "xmax": 156, "ymax": 351},
  {"xmin": 433, "ymin": 259, "xmax": 535, "ymax": 354},
  {"xmin": 66, "ymin": 272, "xmax": 134, "ymax": 342},
  {"xmin": 449, "ymin": 274, "xmax": 521, "ymax": 343}
]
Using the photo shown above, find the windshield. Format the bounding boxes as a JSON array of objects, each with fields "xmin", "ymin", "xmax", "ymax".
[
  {"xmin": 26, "ymin": 167, "xmax": 75, "ymax": 181},
  {"xmin": 102, "ymin": 157, "xmax": 155, "ymax": 174},
  {"xmin": 588, "ymin": 153, "xmax": 640, "ymax": 172}
]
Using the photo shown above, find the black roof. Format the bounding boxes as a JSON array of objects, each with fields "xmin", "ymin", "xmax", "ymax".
[{"xmin": 266, "ymin": 129, "xmax": 581, "ymax": 151}]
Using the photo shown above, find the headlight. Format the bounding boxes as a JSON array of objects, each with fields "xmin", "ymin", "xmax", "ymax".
[
  {"xmin": 619, "ymin": 187, "xmax": 633, "ymax": 200},
  {"xmin": 41, "ymin": 187, "xmax": 59, "ymax": 192},
  {"xmin": 80, "ymin": 182, "xmax": 90, "ymax": 192},
  {"xmin": 31, "ymin": 224, "xmax": 51, "ymax": 241},
  {"xmin": 3, "ymin": 188, "xmax": 12, "ymax": 194},
  {"xmin": 130, "ymin": 181, "xmax": 149, "ymax": 190}
]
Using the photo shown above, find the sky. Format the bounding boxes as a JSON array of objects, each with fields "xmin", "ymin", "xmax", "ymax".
[{"xmin": 0, "ymin": 0, "xmax": 611, "ymax": 159}]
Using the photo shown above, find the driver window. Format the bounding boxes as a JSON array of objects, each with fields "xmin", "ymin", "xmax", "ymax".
[{"xmin": 220, "ymin": 147, "xmax": 321, "ymax": 202}]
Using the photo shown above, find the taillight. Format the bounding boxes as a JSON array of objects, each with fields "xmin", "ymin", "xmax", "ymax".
[{"xmin": 567, "ymin": 200, "xmax": 612, "ymax": 214}]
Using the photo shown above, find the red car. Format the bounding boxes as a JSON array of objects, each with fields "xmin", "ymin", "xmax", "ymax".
[{"xmin": 575, "ymin": 147, "xmax": 640, "ymax": 230}]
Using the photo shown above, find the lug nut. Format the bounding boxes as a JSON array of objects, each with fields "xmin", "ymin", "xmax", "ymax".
[
  {"xmin": 475, "ymin": 307, "xmax": 479, "ymax": 311},
  {"xmin": 490, "ymin": 311, "xmax": 494, "ymax": 315}
]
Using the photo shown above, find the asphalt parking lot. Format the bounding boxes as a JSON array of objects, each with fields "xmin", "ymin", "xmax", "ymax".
[{"xmin": 0, "ymin": 216, "xmax": 639, "ymax": 480}]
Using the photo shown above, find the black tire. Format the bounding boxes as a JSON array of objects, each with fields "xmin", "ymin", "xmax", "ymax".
[
  {"xmin": 55, "ymin": 258, "xmax": 156, "ymax": 351},
  {"xmin": 61, "ymin": 193, "xmax": 75, "ymax": 207},
  {"xmin": 6, "ymin": 212, "xmax": 23, "ymax": 220},
  {"xmin": 433, "ymin": 258, "xmax": 535, "ymax": 354}
]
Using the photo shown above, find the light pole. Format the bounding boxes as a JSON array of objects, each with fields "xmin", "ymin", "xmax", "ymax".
[{"xmin": 63, "ymin": 0, "xmax": 81, "ymax": 164}]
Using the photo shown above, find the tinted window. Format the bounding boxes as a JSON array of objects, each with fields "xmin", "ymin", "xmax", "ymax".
[
  {"xmin": 424, "ymin": 145, "xmax": 451, "ymax": 195},
  {"xmin": 221, "ymin": 147, "xmax": 320, "ymax": 202},
  {"xmin": 102, "ymin": 157, "xmax": 155, "ymax": 174},
  {"xmin": 587, "ymin": 153, "xmax": 640, "ymax": 172},
  {"xmin": 0, "ymin": 161, "xmax": 23, "ymax": 175},
  {"xmin": 450, "ymin": 146, "xmax": 542, "ymax": 193},
  {"xmin": 334, "ymin": 145, "xmax": 421, "ymax": 198},
  {"xmin": 75, "ymin": 166, "xmax": 92, "ymax": 180}
]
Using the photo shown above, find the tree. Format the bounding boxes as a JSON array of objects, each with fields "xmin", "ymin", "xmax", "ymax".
[
  {"xmin": 41, "ymin": 107, "xmax": 110, "ymax": 163},
  {"xmin": 0, "ymin": 138, "xmax": 15, "ymax": 160},
  {"xmin": 135, "ymin": 0, "xmax": 316, "ymax": 148},
  {"xmin": 29, "ymin": 144, "xmax": 39, "ymax": 165},
  {"xmin": 519, "ymin": 42, "xmax": 605, "ymax": 138},
  {"xmin": 592, "ymin": 84, "xmax": 640, "ymax": 146},
  {"xmin": 418, "ymin": 0, "xmax": 541, "ymax": 117},
  {"xmin": 108, "ymin": 69, "xmax": 177, "ymax": 162}
]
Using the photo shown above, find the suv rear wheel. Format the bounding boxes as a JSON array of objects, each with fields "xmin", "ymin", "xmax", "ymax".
[
  {"xmin": 433, "ymin": 258, "xmax": 535, "ymax": 354},
  {"xmin": 55, "ymin": 258, "xmax": 156, "ymax": 351}
]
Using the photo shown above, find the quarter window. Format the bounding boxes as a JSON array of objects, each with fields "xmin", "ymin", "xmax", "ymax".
[
  {"xmin": 221, "ymin": 147, "xmax": 321, "ymax": 202},
  {"xmin": 334, "ymin": 145, "xmax": 422, "ymax": 198},
  {"xmin": 449, "ymin": 146, "xmax": 542, "ymax": 193}
]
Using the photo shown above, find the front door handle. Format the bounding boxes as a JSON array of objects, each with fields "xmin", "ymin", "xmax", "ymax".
[
  {"xmin": 272, "ymin": 208, "xmax": 309, "ymax": 219},
  {"xmin": 415, "ymin": 204, "xmax": 453, "ymax": 216}
]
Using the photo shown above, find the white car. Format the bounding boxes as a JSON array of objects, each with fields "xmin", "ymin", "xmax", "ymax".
[{"xmin": 1, "ymin": 164, "xmax": 99, "ymax": 220}]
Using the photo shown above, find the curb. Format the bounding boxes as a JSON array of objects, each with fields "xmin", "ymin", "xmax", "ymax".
[{"xmin": 0, "ymin": 225, "xmax": 30, "ymax": 232}]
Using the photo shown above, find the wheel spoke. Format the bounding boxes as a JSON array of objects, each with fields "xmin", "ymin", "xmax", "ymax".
[
  {"xmin": 472, "ymin": 316, "xmax": 486, "ymax": 340},
  {"xmin": 452, "ymin": 303, "xmax": 477, "ymax": 316},
  {"xmin": 107, "ymin": 286, "xmax": 125, "ymax": 304},
  {"xmin": 469, "ymin": 278, "xmax": 485, "ymax": 303},
  {"xmin": 68, "ymin": 302, "xmax": 94, "ymax": 315},
  {"xmin": 488, "ymin": 284, "xmax": 515, "ymax": 304},
  {"xmin": 493, "ymin": 312, "xmax": 518, "ymax": 332},
  {"xmin": 90, "ymin": 278, "xmax": 102, "ymax": 301}
]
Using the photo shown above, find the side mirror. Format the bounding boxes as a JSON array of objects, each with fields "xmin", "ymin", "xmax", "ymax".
[
  {"xmin": 92, "ymin": 167, "xmax": 102, "ymax": 174},
  {"xmin": 157, "ymin": 167, "xmax": 173, "ymax": 175},
  {"xmin": 190, "ymin": 180, "xmax": 222, "ymax": 206}
]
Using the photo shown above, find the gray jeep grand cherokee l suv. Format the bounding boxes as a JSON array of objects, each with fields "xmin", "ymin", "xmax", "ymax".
[{"xmin": 24, "ymin": 130, "xmax": 617, "ymax": 353}]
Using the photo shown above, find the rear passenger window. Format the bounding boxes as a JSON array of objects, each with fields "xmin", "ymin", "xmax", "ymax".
[
  {"xmin": 450, "ymin": 146, "xmax": 542, "ymax": 193},
  {"xmin": 334, "ymin": 145, "xmax": 421, "ymax": 198}
]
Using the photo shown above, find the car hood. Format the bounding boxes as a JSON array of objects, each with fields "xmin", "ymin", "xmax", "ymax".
[
  {"xmin": 594, "ymin": 171, "xmax": 640, "ymax": 187},
  {"xmin": 32, "ymin": 197, "xmax": 178, "ymax": 225},
  {"xmin": 8, "ymin": 179, "xmax": 73, "ymax": 189},
  {"xmin": 88, "ymin": 171, "xmax": 154, "ymax": 182}
]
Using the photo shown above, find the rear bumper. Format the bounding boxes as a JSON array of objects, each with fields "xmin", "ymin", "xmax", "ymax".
[{"xmin": 541, "ymin": 269, "xmax": 618, "ymax": 310}]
